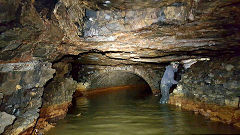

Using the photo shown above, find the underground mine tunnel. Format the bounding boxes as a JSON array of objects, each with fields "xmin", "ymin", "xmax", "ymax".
[{"xmin": 1, "ymin": 0, "xmax": 240, "ymax": 134}]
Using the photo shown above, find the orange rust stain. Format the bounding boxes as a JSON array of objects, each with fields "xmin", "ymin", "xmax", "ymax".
[{"xmin": 76, "ymin": 84, "xmax": 149, "ymax": 97}]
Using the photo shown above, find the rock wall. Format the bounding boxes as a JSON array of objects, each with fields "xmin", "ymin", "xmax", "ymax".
[
  {"xmin": 53, "ymin": 0, "xmax": 85, "ymax": 41},
  {"xmin": 0, "ymin": 0, "xmax": 21, "ymax": 24},
  {"xmin": 84, "ymin": 3, "xmax": 188, "ymax": 41},
  {"xmin": 1, "ymin": 0, "xmax": 240, "ymax": 64},
  {"xmin": 0, "ymin": 112, "xmax": 16, "ymax": 134},
  {"xmin": 169, "ymin": 56, "xmax": 240, "ymax": 128},
  {"xmin": 34, "ymin": 61, "xmax": 77, "ymax": 134},
  {"xmin": 0, "ymin": 61, "xmax": 55, "ymax": 135}
]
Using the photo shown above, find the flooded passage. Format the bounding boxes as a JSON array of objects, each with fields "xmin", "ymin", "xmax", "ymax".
[{"xmin": 46, "ymin": 85, "xmax": 240, "ymax": 135}]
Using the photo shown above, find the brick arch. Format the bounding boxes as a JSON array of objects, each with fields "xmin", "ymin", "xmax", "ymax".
[
  {"xmin": 89, "ymin": 70, "xmax": 153, "ymax": 91},
  {"xmin": 78, "ymin": 65, "xmax": 163, "ymax": 94}
]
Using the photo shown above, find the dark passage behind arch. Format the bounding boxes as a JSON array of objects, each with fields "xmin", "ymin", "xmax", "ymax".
[{"xmin": 88, "ymin": 71, "xmax": 152, "ymax": 95}]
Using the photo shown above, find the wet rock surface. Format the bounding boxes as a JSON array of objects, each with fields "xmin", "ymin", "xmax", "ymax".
[
  {"xmin": 173, "ymin": 56, "xmax": 240, "ymax": 107},
  {"xmin": 0, "ymin": 61, "xmax": 55, "ymax": 134},
  {"xmin": 2, "ymin": 88, "xmax": 44, "ymax": 135},
  {"xmin": 169, "ymin": 95, "xmax": 240, "ymax": 128},
  {"xmin": 0, "ymin": 111, "xmax": 16, "ymax": 134},
  {"xmin": 43, "ymin": 78, "xmax": 77, "ymax": 108},
  {"xmin": 0, "ymin": 0, "xmax": 239, "ymax": 63},
  {"xmin": 0, "ymin": 61, "xmax": 55, "ymax": 95},
  {"xmin": 84, "ymin": 4, "xmax": 187, "ymax": 41},
  {"xmin": 32, "ymin": 61, "xmax": 77, "ymax": 134},
  {"xmin": 42, "ymin": 61, "xmax": 77, "ymax": 108},
  {"xmin": 169, "ymin": 56, "xmax": 240, "ymax": 127}
]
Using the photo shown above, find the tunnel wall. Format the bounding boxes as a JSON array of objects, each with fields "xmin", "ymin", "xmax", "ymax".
[
  {"xmin": 169, "ymin": 56, "xmax": 240, "ymax": 128},
  {"xmin": 0, "ymin": 61, "xmax": 55, "ymax": 135},
  {"xmin": 77, "ymin": 65, "xmax": 165, "ymax": 93}
]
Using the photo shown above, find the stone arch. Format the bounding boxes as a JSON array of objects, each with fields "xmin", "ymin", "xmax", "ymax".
[
  {"xmin": 77, "ymin": 65, "xmax": 162, "ymax": 93},
  {"xmin": 88, "ymin": 70, "xmax": 153, "ymax": 91}
]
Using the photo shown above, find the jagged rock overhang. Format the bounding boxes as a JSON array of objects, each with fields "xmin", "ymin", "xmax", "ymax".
[{"xmin": 0, "ymin": 0, "xmax": 240, "ymax": 64}]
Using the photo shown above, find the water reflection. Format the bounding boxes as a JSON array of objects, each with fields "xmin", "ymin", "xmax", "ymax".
[{"xmin": 46, "ymin": 85, "xmax": 240, "ymax": 135}]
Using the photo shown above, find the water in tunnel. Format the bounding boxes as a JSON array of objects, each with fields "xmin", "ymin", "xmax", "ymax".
[
  {"xmin": 46, "ymin": 81, "xmax": 240, "ymax": 135},
  {"xmin": 1, "ymin": 0, "xmax": 240, "ymax": 134}
]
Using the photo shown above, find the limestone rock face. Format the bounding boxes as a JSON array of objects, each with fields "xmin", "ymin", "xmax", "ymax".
[
  {"xmin": 0, "ymin": 61, "xmax": 55, "ymax": 134},
  {"xmin": 169, "ymin": 56, "xmax": 240, "ymax": 128},
  {"xmin": 0, "ymin": 0, "xmax": 239, "ymax": 64},
  {"xmin": 83, "ymin": 5, "xmax": 187, "ymax": 41},
  {"xmin": 0, "ymin": 0, "xmax": 21, "ymax": 23},
  {"xmin": 0, "ymin": 112, "xmax": 16, "ymax": 134},
  {"xmin": 2, "ymin": 88, "xmax": 44, "ymax": 135},
  {"xmin": 26, "ymin": 61, "xmax": 77, "ymax": 134},
  {"xmin": 172, "ymin": 56, "xmax": 240, "ymax": 107},
  {"xmin": 40, "ymin": 61, "xmax": 77, "ymax": 122},
  {"xmin": 164, "ymin": 5, "xmax": 187, "ymax": 22},
  {"xmin": 42, "ymin": 78, "xmax": 77, "ymax": 108},
  {"xmin": 0, "ymin": 61, "xmax": 55, "ymax": 95},
  {"xmin": 53, "ymin": 0, "xmax": 85, "ymax": 41},
  {"xmin": 0, "ymin": 0, "xmax": 63, "ymax": 62}
]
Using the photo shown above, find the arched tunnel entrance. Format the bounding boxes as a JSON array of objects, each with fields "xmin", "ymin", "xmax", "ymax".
[
  {"xmin": 40, "ymin": 56, "xmax": 240, "ymax": 135},
  {"xmin": 74, "ymin": 69, "xmax": 152, "ymax": 97},
  {"xmin": 90, "ymin": 71, "xmax": 151, "ymax": 90},
  {"xmin": 46, "ymin": 58, "xmax": 240, "ymax": 135},
  {"xmin": 71, "ymin": 63, "xmax": 163, "ymax": 96}
]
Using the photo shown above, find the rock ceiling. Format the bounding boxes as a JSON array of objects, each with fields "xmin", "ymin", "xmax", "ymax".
[{"xmin": 0, "ymin": 0, "xmax": 240, "ymax": 65}]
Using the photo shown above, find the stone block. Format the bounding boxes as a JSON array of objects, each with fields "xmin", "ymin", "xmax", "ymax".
[
  {"xmin": 225, "ymin": 64, "xmax": 234, "ymax": 71},
  {"xmin": 164, "ymin": 5, "xmax": 187, "ymax": 22},
  {"xmin": 43, "ymin": 78, "xmax": 77, "ymax": 107}
]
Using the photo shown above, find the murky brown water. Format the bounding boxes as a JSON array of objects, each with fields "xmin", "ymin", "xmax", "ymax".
[{"xmin": 46, "ymin": 85, "xmax": 240, "ymax": 135}]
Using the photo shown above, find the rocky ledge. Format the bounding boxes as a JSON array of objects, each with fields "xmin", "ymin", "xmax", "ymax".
[
  {"xmin": 169, "ymin": 96, "xmax": 240, "ymax": 128},
  {"xmin": 169, "ymin": 56, "xmax": 240, "ymax": 128}
]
